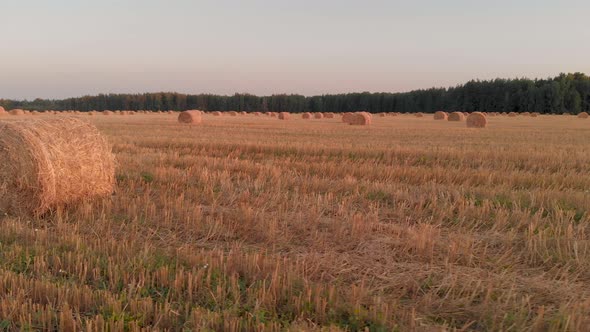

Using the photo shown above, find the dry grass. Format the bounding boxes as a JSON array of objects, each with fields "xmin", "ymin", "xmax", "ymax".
[{"xmin": 0, "ymin": 113, "xmax": 589, "ymax": 331}]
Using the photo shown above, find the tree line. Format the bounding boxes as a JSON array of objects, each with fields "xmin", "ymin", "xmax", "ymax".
[{"xmin": 2, "ymin": 72, "xmax": 589, "ymax": 114}]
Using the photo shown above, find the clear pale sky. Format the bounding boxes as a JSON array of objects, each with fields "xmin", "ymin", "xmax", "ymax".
[{"xmin": 1, "ymin": 0, "xmax": 589, "ymax": 100}]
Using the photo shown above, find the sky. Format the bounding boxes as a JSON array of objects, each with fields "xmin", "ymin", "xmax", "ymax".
[{"xmin": 1, "ymin": 0, "xmax": 589, "ymax": 100}]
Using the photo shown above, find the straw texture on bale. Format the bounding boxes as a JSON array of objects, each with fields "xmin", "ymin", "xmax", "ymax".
[
  {"xmin": 0, "ymin": 107, "xmax": 5, "ymax": 114},
  {"xmin": 0, "ymin": 118, "xmax": 115, "ymax": 216},
  {"xmin": 348, "ymin": 112, "xmax": 372, "ymax": 125},
  {"xmin": 178, "ymin": 110, "xmax": 202, "ymax": 124},
  {"xmin": 448, "ymin": 112, "xmax": 465, "ymax": 121},
  {"xmin": 278, "ymin": 112, "xmax": 290, "ymax": 120},
  {"xmin": 314, "ymin": 113, "xmax": 324, "ymax": 119},
  {"xmin": 302, "ymin": 113, "xmax": 312, "ymax": 119},
  {"xmin": 433, "ymin": 111, "xmax": 448, "ymax": 120},
  {"xmin": 342, "ymin": 113, "xmax": 355, "ymax": 124},
  {"xmin": 578, "ymin": 112, "xmax": 589, "ymax": 119},
  {"xmin": 9, "ymin": 109, "xmax": 24, "ymax": 115},
  {"xmin": 466, "ymin": 112, "xmax": 487, "ymax": 128}
]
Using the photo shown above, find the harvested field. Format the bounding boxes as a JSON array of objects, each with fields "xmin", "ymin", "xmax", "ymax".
[{"xmin": 0, "ymin": 112, "xmax": 589, "ymax": 330}]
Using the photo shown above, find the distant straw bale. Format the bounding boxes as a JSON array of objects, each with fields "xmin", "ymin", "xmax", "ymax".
[
  {"xmin": 229, "ymin": 111, "xmax": 238, "ymax": 116},
  {"xmin": 314, "ymin": 113, "xmax": 324, "ymax": 119},
  {"xmin": 178, "ymin": 110, "xmax": 203, "ymax": 124},
  {"xmin": 342, "ymin": 113, "xmax": 355, "ymax": 123},
  {"xmin": 578, "ymin": 112, "xmax": 589, "ymax": 119},
  {"xmin": 414, "ymin": 113, "xmax": 424, "ymax": 117},
  {"xmin": 508, "ymin": 112, "xmax": 518, "ymax": 117},
  {"xmin": 348, "ymin": 112, "xmax": 372, "ymax": 125},
  {"xmin": 324, "ymin": 113, "xmax": 335, "ymax": 118},
  {"xmin": 448, "ymin": 112, "xmax": 465, "ymax": 121},
  {"xmin": 466, "ymin": 112, "xmax": 487, "ymax": 128},
  {"xmin": 434, "ymin": 111, "xmax": 448, "ymax": 120},
  {"xmin": 302, "ymin": 112, "xmax": 312, "ymax": 119},
  {"xmin": 212, "ymin": 111, "xmax": 222, "ymax": 116},
  {"xmin": 9, "ymin": 109, "xmax": 24, "ymax": 115},
  {"xmin": 0, "ymin": 118, "xmax": 115, "ymax": 216},
  {"xmin": 278, "ymin": 112, "xmax": 290, "ymax": 120}
]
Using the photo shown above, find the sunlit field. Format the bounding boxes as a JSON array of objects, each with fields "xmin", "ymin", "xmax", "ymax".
[{"xmin": 1, "ymin": 112, "xmax": 589, "ymax": 331}]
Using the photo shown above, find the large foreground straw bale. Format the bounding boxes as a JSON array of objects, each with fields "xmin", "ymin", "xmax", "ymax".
[
  {"xmin": 0, "ymin": 118, "xmax": 115, "ymax": 216},
  {"xmin": 434, "ymin": 111, "xmax": 448, "ymax": 120},
  {"xmin": 178, "ymin": 110, "xmax": 202, "ymax": 124},
  {"xmin": 448, "ymin": 112, "xmax": 465, "ymax": 121},
  {"xmin": 578, "ymin": 112, "xmax": 589, "ymax": 119},
  {"xmin": 466, "ymin": 112, "xmax": 487, "ymax": 128}
]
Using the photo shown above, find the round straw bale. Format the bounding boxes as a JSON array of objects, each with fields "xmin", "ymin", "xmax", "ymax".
[
  {"xmin": 314, "ymin": 113, "xmax": 324, "ymax": 119},
  {"xmin": 434, "ymin": 111, "xmax": 448, "ymax": 120},
  {"xmin": 577, "ymin": 112, "xmax": 589, "ymax": 119},
  {"xmin": 103, "ymin": 111, "xmax": 113, "ymax": 115},
  {"xmin": 379, "ymin": 113, "xmax": 386, "ymax": 117},
  {"xmin": 521, "ymin": 112, "xmax": 531, "ymax": 116},
  {"xmin": 324, "ymin": 112, "xmax": 335, "ymax": 118},
  {"xmin": 270, "ymin": 112, "xmax": 277, "ymax": 117},
  {"xmin": 508, "ymin": 112, "xmax": 518, "ymax": 117},
  {"xmin": 302, "ymin": 112, "xmax": 312, "ymax": 119},
  {"xmin": 253, "ymin": 112, "xmax": 261, "ymax": 116},
  {"xmin": 466, "ymin": 112, "xmax": 487, "ymax": 128},
  {"xmin": 229, "ymin": 111, "xmax": 238, "ymax": 116},
  {"xmin": 212, "ymin": 111, "xmax": 222, "ymax": 116},
  {"xmin": 278, "ymin": 112, "xmax": 290, "ymax": 120},
  {"xmin": 531, "ymin": 112, "xmax": 539, "ymax": 117},
  {"xmin": 178, "ymin": 110, "xmax": 203, "ymax": 124},
  {"xmin": 348, "ymin": 112, "xmax": 372, "ymax": 125},
  {"xmin": 0, "ymin": 107, "xmax": 5, "ymax": 114},
  {"xmin": 342, "ymin": 112, "xmax": 355, "ymax": 123},
  {"xmin": 9, "ymin": 109, "xmax": 24, "ymax": 115},
  {"xmin": 448, "ymin": 112, "xmax": 465, "ymax": 121},
  {"xmin": 414, "ymin": 112, "xmax": 424, "ymax": 117},
  {"xmin": 31, "ymin": 111, "xmax": 40, "ymax": 115},
  {"xmin": 0, "ymin": 118, "xmax": 115, "ymax": 216}
]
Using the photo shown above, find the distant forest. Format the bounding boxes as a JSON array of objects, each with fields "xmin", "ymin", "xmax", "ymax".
[{"xmin": 2, "ymin": 73, "xmax": 589, "ymax": 114}]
